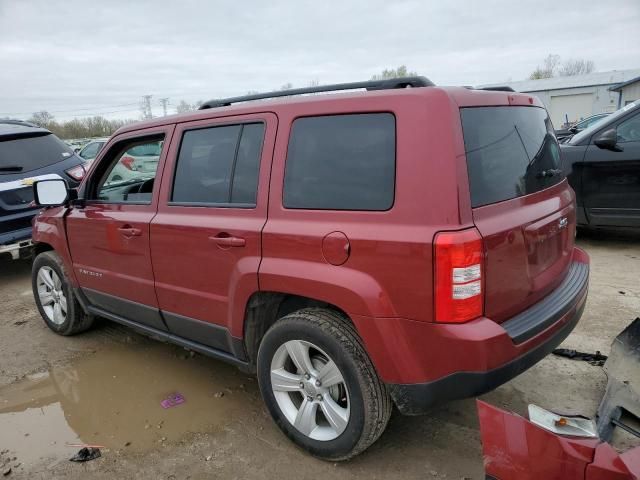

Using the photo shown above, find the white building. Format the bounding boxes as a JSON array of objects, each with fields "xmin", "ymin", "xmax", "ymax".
[{"xmin": 482, "ymin": 68, "xmax": 640, "ymax": 127}]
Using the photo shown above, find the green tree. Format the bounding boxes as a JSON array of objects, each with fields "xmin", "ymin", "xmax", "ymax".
[{"xmin": 371, "ymin": 65, "xmax": 417, "ymax": 80}]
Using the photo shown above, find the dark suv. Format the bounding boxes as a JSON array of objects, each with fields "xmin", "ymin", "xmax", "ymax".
[
  {"xmin": 0, "ymin": 120, "xmax": 85, "ymax": 259},
  {"xmin": 30, "ymin": 78, "xmax": 590, "ymax": 460}
]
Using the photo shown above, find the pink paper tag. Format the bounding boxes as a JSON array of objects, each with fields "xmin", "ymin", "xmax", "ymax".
[{"xmin": 161, "ymin": 392, "xmax": 186, "ymax": 409}]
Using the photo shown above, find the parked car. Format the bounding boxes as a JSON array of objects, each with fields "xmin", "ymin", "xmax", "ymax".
[
  {"xmin": 80, "ymin": 138, "xmax": 161, "ymax": 185},
  {"xmin": 555, "ymin": 112, "xmax": 610, "ymax": 142},
  {"xmin": 561, "ymin": 100, "xmax": 640, "ymax": 229},
  {"xmin": 77, "ymin": 138, "xmax": 109, "ymax": 162},
  {"xmin": 29, "ymin": 78, "xmax": 590, "ymax": 460},
  {"xmin": 0, "ymin": 120, "xmax": 85, "ymax": 260}
]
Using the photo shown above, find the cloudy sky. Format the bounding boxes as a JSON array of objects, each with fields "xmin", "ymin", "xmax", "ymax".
[{"xmin": 1, "ymin": 0, "xmax": 638, "ymax": 121}]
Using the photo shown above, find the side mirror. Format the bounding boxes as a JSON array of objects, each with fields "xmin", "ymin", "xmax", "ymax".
[
  {"xmin": 594, "ymin": 128, "xmax": 623, "ymax": 152},
  {"xmin": 569, "ymin": 126, "xmax": 578, "ymax": 133},
  {"xmin": 33, "ymin": 179, "xmax": 69, "ymax": 207}
]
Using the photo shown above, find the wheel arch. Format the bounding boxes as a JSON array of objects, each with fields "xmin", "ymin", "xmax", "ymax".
[{"xmin": 241, "ymin": 292, "xmax": 352, "ymax": 371}]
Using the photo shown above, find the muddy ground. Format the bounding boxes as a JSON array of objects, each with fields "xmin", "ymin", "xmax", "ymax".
[{"xmin": 1, "ymin": 229, "xmax": 639, "ymax": 479}]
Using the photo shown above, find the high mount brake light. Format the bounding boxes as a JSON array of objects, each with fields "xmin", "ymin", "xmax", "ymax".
[{"xmin": 434, "ymin": 228, "xmax": 484, "ymax": 323}]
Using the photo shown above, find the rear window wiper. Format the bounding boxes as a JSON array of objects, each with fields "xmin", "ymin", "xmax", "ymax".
[{"xmin": 0, "ymin": 165, "xmax": 23, "ymax": 172}]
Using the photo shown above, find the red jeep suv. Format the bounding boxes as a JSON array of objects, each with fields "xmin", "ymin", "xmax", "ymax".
[{"xmin": 30, "ymin": 77, "xmax": 589, "ymax": 460}]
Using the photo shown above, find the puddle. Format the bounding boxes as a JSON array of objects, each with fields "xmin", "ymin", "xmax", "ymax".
[{"xmin": 0, "ymin": 343, "xmax": 259, "ymax": 467}]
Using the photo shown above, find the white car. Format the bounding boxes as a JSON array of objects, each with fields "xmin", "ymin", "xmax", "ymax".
[{"xmin": 81, "ymin": 139, "xmax": 162, "ymax": 185}]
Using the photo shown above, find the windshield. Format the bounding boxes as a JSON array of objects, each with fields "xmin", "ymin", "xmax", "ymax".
[
  {"xmin": 570, "ymin": 100, "xmax": 640, "ymax": 145},
  {"xmin": 0, "ymin": 133, "xmax": 74, "ymax": 174}
]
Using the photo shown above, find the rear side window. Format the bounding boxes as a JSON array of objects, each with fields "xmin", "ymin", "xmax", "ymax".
[
  {"xmin": 283, "ymin": 113, "xmax": 395, "ymax": 211},
  {"xmin": 461, "ymin": 106, "xmax": 563, "ymax": 208},
  {"xmin": 172, "ymin": 123, "xmax": 264, "ymax": 206},
  {"xmin": 0, "ymin": 133, "xmax": 74, "ymax": 174}
]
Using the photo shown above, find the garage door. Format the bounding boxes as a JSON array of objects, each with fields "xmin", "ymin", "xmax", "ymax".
[{"xmin": 549, "ymin": 93, "xmax": 593, "ymax": 128}]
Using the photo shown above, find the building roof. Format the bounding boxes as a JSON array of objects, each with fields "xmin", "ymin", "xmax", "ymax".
[
  {"xmin": 481, "ymin": 68, "xmax": 640, "ymax": 93},
  {"xmin": 609, "ymin": 75, "xmax": 640, "ymax": 92}
]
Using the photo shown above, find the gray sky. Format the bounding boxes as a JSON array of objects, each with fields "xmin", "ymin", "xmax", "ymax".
[{"xmin": 1, "ymin": 0, "xmax": 639, "ymax": 121}]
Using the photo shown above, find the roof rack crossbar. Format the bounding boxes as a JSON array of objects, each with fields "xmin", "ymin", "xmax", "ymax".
[{"xmin": 199, "ymin": 76, "xmax": 434, "ymax": 109}]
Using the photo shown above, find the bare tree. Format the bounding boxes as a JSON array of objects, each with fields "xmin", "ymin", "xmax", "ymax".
[
  {"xmin": 371, "ymin": 65, "xmax": 418, "ymax": 80},
  {"xmin": 558, "ymin": 58, "xmax": 595, "ymax": 76},
  {"xmin": 175, "ymin": 100, "xmax": 203, "ymax": 113},
  {"xmin": 176, "ymin": 100, "xmax": 195, "ymax": 114},
  {"xmin": 529, "ymin": 54, "xmax": 560, "ymax": 79},
  {"xmin": 28, "ymin": 111, "xmax": 55, "ymax": 128}
]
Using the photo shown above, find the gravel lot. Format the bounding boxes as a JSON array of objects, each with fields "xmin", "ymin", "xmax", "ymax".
[{"xmin": 1, "ymin": 229, "xmax": 639, "ymax": 479}]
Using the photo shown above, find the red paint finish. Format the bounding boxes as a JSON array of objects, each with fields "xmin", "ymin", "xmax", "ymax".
[
  {"xmin": 150, "ymin": 113, "xmax": 276, "ymax": 333},
  {"xmin": 33, "ymin": 85, "xmax": 588, "ymax": 401},
  {"xmin": 65, "ymin": 125, "xmax": 174, "ymax": 307},
  {"xmin": 353, "ymin": 248, "xmax": 587, "ymax": 384},
  {"xmin": 477, "ymin": 400, "xmax": 640, "ymax": 480},
  {"xmin": 321, "ymin": 231, "xmax": 350, "ymax": 266},
  {"xmin": 473, "ymin": 180, "xmax": 576, "ymax": 323}
]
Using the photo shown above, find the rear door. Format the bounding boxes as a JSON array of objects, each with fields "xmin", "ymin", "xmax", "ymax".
[
  {"xmin": 150, "ymin": 113, "xmax": 275, "ymax": 352},
  {"xmin": 581, "ymin": 110, "xmax": 640, "ymax": 227},
  {"xmin": 66, "ymin": 126, "xmax": 173, "ymax": 330},
  {"xmin": 461, "ymin": 106, "xmax": 575, "ymax": 322}
]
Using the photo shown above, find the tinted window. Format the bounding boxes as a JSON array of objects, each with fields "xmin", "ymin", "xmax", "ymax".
[
  {"xmin": 283, "ymin": 114, "xmax": 395, "ymax": 210},
  {"xmin": 461, "ymin": 106, "xmax": 563, "ymax": 208},
  {"xmin": 172, "ymin": 123, "xmax": 263, "ymax": 206},
  {"xmin": 617, "ymin": 113, "xmax": 640, "ymax": 143},
  {"xmin": 94, "ymin": 138, "xmax": 163, "ymax": 203},
  {"xmin": 231, "ymin": 123, "xmax": 264, "ymax": 204},
  {"xmin": 0, "ymin": 133, "xmax": 74, "ymax": 174}
]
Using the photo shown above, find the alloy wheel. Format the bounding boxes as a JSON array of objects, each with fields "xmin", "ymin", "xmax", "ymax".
[{"xmin": 270, "ymin": 339, "xmax": 350, "ymax": 441}]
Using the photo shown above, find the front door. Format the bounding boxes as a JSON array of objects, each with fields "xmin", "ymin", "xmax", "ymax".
[
  {"xmin": 150, "ymin": 113, "xmax": 276, "ymax": 352},
  {"xmin": 582, "ymin": 111, "xmax": 640, "ymax": 227},
  {"xmin": 66, "ymin": 126, "xmax": 174, "ymax": 330}
]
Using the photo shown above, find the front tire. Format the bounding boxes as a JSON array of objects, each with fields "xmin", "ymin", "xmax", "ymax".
[
  {"xmin": 257, "ymin": 308, "xmax": 392, "ymax": 461},
  {"xmin": 32, "ymin": 251, "xmax": 94, "ymax": 336}
]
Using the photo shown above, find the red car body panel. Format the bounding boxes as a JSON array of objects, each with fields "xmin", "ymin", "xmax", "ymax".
[
  {"xmin": 32, "ymin": 85, "xmax": 588, "ymax": 412},
  {"xmin": 64, "ymin": 125, "xmax": 174, "ymax": 309},
  {"xmin": 150, "ymin": 113, "xmax": 277, "ymax": 338},
  {"xmin": 478, "ymin": 400, "xmax": 640, "ymax": 480}
]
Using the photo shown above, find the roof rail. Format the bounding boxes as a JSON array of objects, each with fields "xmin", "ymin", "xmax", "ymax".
[
  {"xmin": 477, "ymin": 86, "xmax": 516, "ymax": 92},
  {"xmin": 199, "ymin": 76, "xmax": 434, "ymax": 109}
]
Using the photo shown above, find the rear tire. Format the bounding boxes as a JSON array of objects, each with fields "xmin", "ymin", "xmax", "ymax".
[
  {"xmin": 32, "ymin": 251, "xmax": 94, "ymax": 336},
  {"xmin": 257, "ymin": 308, "xmax": 392, "ymax": 461}
]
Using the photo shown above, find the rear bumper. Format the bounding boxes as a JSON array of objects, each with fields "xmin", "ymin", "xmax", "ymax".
[
  {"xmin": 390, "ymin": 298, "xmax": 585, "ymax": 414},
  {"xmin": 356, "ymin": 247, "xmax": 590, "ymax": 415}
]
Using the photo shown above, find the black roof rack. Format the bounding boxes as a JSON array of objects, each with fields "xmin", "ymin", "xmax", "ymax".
[
  {"xmin": 199, "ymin": 76, "xmax": 434, "ymax": 109},
  {"xmin": 477, "ymin": 86, "xmax": 516, "ymax": 92}
]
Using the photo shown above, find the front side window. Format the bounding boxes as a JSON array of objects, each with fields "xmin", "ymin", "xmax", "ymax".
[
  {"xmin": 283, "ymin": 113, "xmax": 396, "ymax": 211},
  {"xmin": 172, "ymin": 123, "xmax": 264, "ymax": 206},
  {"xmin": 93, "ymin": 137, "xmax": 163, "ymax": 203},
  {"xmin": 617, "ymin": 113, "xmax": 640, "ymax": 143}
]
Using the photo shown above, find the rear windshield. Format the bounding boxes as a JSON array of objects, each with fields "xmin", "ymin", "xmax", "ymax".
[
  {"xmin": 0, "ymin": 133, "xmax": 74, "ymax": 174},
  {"xmin": 461, "ymin": 106, "xmax": 563, "ymax": 208}
]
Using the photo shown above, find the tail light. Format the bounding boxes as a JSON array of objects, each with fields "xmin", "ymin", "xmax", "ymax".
[
  {"xmin": 120, "ymin": 156, "xmax": 135, "ymax": 170},
  {"xmin": 65, "ymin": 164, "xmax": 86, "ymax": 181},
  {"xmin": 434, "ymin": 228, "xmax": 484, "ymax": 323}
]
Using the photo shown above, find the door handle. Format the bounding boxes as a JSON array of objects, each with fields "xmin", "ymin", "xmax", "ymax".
[
  {"xmin": 118, "ymin": 225, "xmax": 142, "ymax": 237},
  {"xmin": 209, "ymin": 234, "xmax": 246, "ymax": 247}
]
